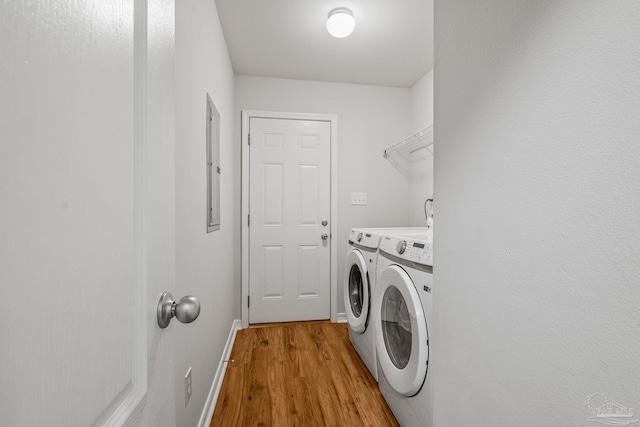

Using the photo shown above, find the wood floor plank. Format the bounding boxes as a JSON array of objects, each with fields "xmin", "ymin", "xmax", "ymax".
[
  {"xmin": 211, "ymin": 362, "xmax": 245, "ymax": 424},
  {"xmin": 267, "ymin": 351, "xmax": 288, "ymax": 422},
  {"xmin": 211, "ymin": 322, "xmax": 399, "ymax": 427},
  {"xmin": 246, "ymin": 347, "xmax": 271, "ymax": 426},
  {"xmin": 289, "ymin": 376, "xmax": 324, "ymax": 427}
]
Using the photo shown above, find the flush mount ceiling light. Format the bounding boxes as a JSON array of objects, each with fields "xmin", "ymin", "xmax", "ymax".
[{"xmin": 326, "ymin": 8, "xmax": 355, "ymax": 38}]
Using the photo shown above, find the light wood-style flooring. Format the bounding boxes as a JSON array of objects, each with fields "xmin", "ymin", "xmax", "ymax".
[{"xmin": 211, "ymin": 321, "xmax": 399, "ymax": 426}]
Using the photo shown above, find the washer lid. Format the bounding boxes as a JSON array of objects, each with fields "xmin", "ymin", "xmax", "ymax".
[
  {"xmin": 343, "ymin": 249, "xmax": 370, "ymax": 333},
  {"xmin": 374, "ymin": 265, "xmax": 429, "ymax": 396}
]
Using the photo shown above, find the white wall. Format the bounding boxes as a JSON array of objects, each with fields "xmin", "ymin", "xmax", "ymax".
[
  {"xmin": 234, "ymin": 76, "xmax": 412, "ymax": 314},
  {"xmin": 175, "ymin": 1, "xmax": 237, "ymax": 426},
  {"xmin": 409, "ymin": 69, "xmax": 434, "ymax": 226},
  {"xmin": 434, "ymin": 2, "xmax": 640, "ymax": 425},
  {"xmin": 410, "ymin": 70, "xmax": 434, "ymax": 135}
]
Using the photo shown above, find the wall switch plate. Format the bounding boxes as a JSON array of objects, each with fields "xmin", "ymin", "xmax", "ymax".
[
  {"xmin": 185, "ymin": 367, "xmax": 192, "ymax": 407},
  {"xmin": 351, "ymin": 192, "xmax": 367, "ymax": 205}
]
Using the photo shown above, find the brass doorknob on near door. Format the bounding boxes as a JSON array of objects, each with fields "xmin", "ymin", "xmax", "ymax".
[
  {"xmin": 157, "ymin": 291, "xmax": 201, "ymax": 329},
  {"xmin": 321, "ymin": 233, "xmax": 329, "ymax": 240}
]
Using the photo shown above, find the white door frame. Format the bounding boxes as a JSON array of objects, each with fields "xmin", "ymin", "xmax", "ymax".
[{"xmin": 241, "ymin": 110, "xmax": 338, "ymax": 328}]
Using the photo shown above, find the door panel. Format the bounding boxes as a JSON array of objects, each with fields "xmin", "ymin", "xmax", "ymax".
[
  {"xmin": 0, "ymin": 1, "xmax": 175, "ymax": 425},
  {"xmin": 299, "ymin": 164, "xmax": 320, "ymax": 225},
  {"xmin": 262, "ymin": 163, "xmax": 284, "ymax": 225},
  {"xmin": 298, "ymin": 245, "xmax": 321, "ymax": 297},
  {"xmin": 249, "ymin": 118, "xmax": 331, "ymax": 323},
  {"xmin": 262, "ymin": 245, "xmax": 285, "ymax": 298}
]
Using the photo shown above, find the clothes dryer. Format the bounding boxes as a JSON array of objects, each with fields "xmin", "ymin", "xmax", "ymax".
[
  {"xmin": 343, "ymin": 227, "xmax": 427, "ymax": 382},
  {"xmin": 373, "ymin": 234, "xmax": 433, "ymax": 427}
]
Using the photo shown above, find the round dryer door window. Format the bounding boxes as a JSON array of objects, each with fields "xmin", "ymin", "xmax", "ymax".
[
  {"xmin": 349, "ymin": 264, "xmax": 364, "ymax": 317},
  {"xmin": 374, "ymin": 265, "xmax": 428, "ymax": 397},
  {"xmin": 381, "ymin": 285, "xmax": 412, "ymax": 369},
  {"xmin": 343, "ymin": 249, "xmax": 370, "ymax": 333}
]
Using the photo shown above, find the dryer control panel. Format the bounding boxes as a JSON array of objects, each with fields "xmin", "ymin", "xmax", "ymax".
[{"xmin": 380, "ymin": 235, "xmax": 433, "ymax": 267}]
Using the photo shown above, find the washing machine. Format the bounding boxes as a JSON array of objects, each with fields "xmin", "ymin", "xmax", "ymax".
[
  {"xmin": 343, "ymin": 227, "xmax": 427, "ymax": 382},
  {"xmin": 373, "ymin": 233, "xmax": 433, "ymax": 427}
]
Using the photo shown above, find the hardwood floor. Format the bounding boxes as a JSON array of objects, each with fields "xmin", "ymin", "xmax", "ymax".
[{"xmin": 211, "ymin": 321, "xmax": 399, "ymax": 426}]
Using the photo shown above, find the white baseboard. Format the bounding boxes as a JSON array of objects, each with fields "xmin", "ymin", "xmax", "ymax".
[
  {"xmin": 336, "ymin": 312, "xmax": 348, "ymax": 323},
  {"xmin": 197, "ymin": 319, "xmax": 241, "ymax": 427}
]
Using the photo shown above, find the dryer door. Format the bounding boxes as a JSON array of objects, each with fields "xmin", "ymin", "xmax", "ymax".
[
  {"xmin": 374, "ymin": 265, "xmax": 429, "ymax": 396},
  {"xmin": 343, "ymin": 249, "xmax": 370, "ymax": 333}
]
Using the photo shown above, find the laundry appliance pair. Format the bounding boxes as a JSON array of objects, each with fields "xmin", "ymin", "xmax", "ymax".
[
  {"xmin": 343, "ymin": 227, "xmax": 433, "ymax": 426},
  {"xmin": 343, "ymin": 228, "xmax": 429, "ymax": 378}
]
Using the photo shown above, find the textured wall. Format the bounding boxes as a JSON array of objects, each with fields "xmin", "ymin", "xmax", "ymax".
[
  {"xmin": 434, "ymin": 1, "xmax": 640, "ymax": 425},
  {"xmin": 175, "ymin": 0, "xmax": 237, "ymax": 425},
  {"xmin": 234, "ymin": 76, "xmax": 412, "ymax": 315}
]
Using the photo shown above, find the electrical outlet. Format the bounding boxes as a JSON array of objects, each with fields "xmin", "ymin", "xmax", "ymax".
[
  {"xmin": 185, "ymin": 367, "xmax": 192, "ymax": 407},
  {"xmin": 351, "ymin": 192, "xmax": 367, "ymax": 206}
]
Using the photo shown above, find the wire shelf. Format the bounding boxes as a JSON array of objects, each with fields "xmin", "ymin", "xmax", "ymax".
[{"xmin": 383, "ymin": 125, "xmax": 433, "ymax": 162}]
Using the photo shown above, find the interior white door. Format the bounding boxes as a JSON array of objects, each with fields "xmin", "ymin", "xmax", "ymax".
[
  {"xmin": 0, "ymin": 1, "xmax": 175, "ymax": 426},
  {"xmin": 249, "ymin": 117, "xmax": 331, "ymax": 323}
]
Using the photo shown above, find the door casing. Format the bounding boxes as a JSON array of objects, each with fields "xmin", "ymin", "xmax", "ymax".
[{"xmin": 241, "ymin": 110, "xmax": 338, "ymax": 328}]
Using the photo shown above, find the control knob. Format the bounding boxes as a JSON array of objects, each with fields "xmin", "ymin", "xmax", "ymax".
[{"xmin": 396, "ymin": 240, "xmax": 407, "ymax": 254}]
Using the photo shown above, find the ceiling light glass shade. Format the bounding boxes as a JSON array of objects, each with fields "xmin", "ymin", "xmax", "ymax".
[{"xmin": 327, "ymin": 8, "xmax": 355, "ymax": 38}]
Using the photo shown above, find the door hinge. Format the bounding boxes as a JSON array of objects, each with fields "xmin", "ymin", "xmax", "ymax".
[
  {"xmin": 248, "ymin": 134, "xmax": 250, "ymax": 145},
  {"xmin": 247, "ymin": 214, "xmax": 250, "ymax": 227},
  {"xmin": 248, "ymin": 295, "xmax": 250, "ymax": 308}
]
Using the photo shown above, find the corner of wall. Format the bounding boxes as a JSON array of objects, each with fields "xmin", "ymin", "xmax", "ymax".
[{"xmin": 408, "ymin": 69, "xmax": 434, "ymax": 226}]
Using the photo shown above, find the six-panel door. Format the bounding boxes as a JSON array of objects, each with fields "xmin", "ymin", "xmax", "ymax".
[{"xmin": 248, "ymin": 117, "xmax": 331, "ymax": 323}]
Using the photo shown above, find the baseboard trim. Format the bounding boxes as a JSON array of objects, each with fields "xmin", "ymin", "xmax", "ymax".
[
  {"xmin": 197, "ymin": 319, "xmax": 241, "ymax": 427},
  {"xmin": 336, "ymin": 312, "xmax": 348, "ymax": 323}
]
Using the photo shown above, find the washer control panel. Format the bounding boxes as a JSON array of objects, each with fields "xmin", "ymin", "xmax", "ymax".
[
  {"xmin": 380, "ymin": 235, "xmax": 433, "ymax": 266},
  {"xmin": 348, "ymin": 229, "xmax": 381, "ymax": 249}
]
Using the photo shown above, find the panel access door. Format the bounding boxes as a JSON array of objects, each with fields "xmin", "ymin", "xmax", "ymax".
[{"xmin": 248, "ymin": 117, "xmax": 331, "ymax": 324}]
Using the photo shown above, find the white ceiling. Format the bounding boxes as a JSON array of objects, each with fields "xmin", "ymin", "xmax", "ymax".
[{"xmin": 215, "ymin": 0, "xmax": 434, "ymax": 88}]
